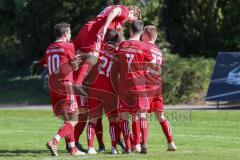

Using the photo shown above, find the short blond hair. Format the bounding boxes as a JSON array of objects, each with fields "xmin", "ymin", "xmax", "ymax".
[
  {"xmin": 128, "ymin": 6, "xmax": 141, "ymax": 20},
  {"xmin": 144, "ymin": 25, "xmax": 158, "ymax": 41}
]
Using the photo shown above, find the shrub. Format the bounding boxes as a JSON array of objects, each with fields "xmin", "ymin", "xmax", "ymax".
[{"xmin": 163, "ymin": 54, "xmax": 214, "ymax": 104}]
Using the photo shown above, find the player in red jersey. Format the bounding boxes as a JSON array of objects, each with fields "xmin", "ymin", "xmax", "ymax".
[
  {"xmin": 111, "ymin": 20, "xmax": 153, "ymax": 154},
  {"xmin": 45, "ymin": 22, "xmax": 86, "ymax": 157},
  {"xmin": 142, "ymin": 25, "xmax": 177, "ymax": 151},
  {"xmin": 85, "ymin": 29, "xmax": 121, "ymax": 154},
  {"xmin": 72, "ymin": 5, "xmax": 141, "ymax": 87}
]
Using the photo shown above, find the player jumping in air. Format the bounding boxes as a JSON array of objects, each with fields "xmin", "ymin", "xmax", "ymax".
[
  {"xmin": 141, "ymin": 25, "xmax": 177, "ymax": 151},
  {"xmin": 45, "ymin": 22, "xmax": 86, "ymax": 157},
  {"xmin": 73, "ymin": 5, "xmax": 141, "ymax": 87}
]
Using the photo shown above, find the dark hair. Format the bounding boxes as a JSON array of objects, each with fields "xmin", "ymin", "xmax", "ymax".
[
  {"xmin": 54, "ymin": 22, "xmax": 70, "ymax": 39},
  {"xmin": 105, "ymin": 29, "xmax": 120, "ymax": 44},
  {"xmin": 130, "ymin": 20, "xmax": 144, "ymax": 34}
]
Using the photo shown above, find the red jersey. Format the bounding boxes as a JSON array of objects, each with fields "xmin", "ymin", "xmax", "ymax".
[
  {"xmin": 87, "ymin": 43, "xmax": 118, "ymax": 117},
  {"xmin": 73, "ymin": 5, "xmax": 128, "ymax": 52},
  {"xmin": 86, "ymin": 43, "xmax": 117, "ymax": 91},
  {"xmin": 45, "ymin": 41, "xmax": 76, "ymax": 83},
  {"xmin": 91, "ymin": 5, "xmax": 129, "ymax": 31},
  {"xmin": 115, "ymin": 39, "xmax": 153, "ymax": 108},
  {"xmin": 144, "ymin": 42, "xmax": 164, "ymax": 99},
  {"xmin": 145, "ymin": 42, "xmax": 163, "ymax": 73}
]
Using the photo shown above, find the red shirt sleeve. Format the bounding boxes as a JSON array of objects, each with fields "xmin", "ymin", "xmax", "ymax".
[
  {"xmin": 118, "ymin": 5, "xmax": 129, "ymax": 19},
  {"xmin": 65, "ymin": 43, "xmax": 76, "ymax": 60}
]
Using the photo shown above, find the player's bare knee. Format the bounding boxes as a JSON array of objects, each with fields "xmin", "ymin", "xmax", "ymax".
[
  {"xmin": 131, "ymin": 112, "xmax": 138, "ymax": 121},
  {"xmin": 155, "ymin": 111, "xmax": 166, "ymax": 122},
  {"xmin": 89, "ymin": 51, "xmax": 99, "ymax": 65},
  {"xmin": 139, "ymin": 112, "xmax": 147, "ymax": 119}
]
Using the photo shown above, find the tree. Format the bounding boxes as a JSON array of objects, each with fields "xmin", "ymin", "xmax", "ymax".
[{"xmin": 161, "ymin": 0, "xmax": 223, "ymax": 57}]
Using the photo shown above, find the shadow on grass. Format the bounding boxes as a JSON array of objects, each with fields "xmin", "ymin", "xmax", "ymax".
[{"xmin": 0, "ymin": 149, "xmax": 67, "ymax": 157}]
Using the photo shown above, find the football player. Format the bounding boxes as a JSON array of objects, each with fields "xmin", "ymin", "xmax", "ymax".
[
  {"xmin": 141, "ymin": 25, "xmax": 177, "ymax": 151},
  {"xmin": 45, "ymin": 22, "xmax": 86, "ymax": 157},
  {"xmin": 111, "ymin": 20, "xmax": 153, "ymax": 153}
]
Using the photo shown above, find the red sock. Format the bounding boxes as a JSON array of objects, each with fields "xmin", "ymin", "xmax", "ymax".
[
  {"xmin": 132, "ymin": 120, "xmax": 141, "ymax": 145},
  {"xmin": 120, "ymin": 120, "xmax": 131, "ymax": 151},
  {"xmin": 96, "ymin": 118, "xmax": 104, "ymax": 146},
  {"xmin": 76, "ymin": 61, "xmax": 94, "ymax": 85},
  {"xmin": 87, "ymin": 122, "xmax": 96, "ymax": 148},
  {"xmin": 74, "ymin": 119, "xmax": 87, "ymax": 143},
  {"xmin": 109, "ymin": 122, "xmax": 119, "ymax": 147},
  {"xmin": 140, "ymin": 117, "xmax": 148, "ymax": 145},
  {"xmin": 160, "ymin": 119, "xmax": 173, "ymax": 143},
  {"xmin": 65, "ymin": 131, "xmax": 76, "ymax": 149},
  {"xmin": 118, "ymin": 122, "xmax": 122, "ymax": 140},
  {"xmin": 53, "ymin": 122, "xmax": 74, "ymax": 145}
]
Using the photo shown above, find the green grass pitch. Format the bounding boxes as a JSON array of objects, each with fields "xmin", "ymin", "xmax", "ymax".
[{"xmin": 0, "ymin": 109, "xmax": 240, "ymax": 160}]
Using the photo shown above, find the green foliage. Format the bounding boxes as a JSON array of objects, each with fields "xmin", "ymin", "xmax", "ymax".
[
  {"xmin": 0, "ymin": 0, "xmax": 108, "ymax": 67},
  {"xmin": 163, "ymin": 54, "xmax": 214, "ymax": 104},
  {"xmin": 161, "ymin": 0, "xmax": 240, "ymax": 57},
  {"xmin": 2, "ymin": 0, "xmax": 240, "ymax": 64}
]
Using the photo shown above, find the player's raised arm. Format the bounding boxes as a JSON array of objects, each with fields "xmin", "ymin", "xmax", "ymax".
[{"xmin": 100, "ymin": 7, "xmax": 122, "ymax": 39}]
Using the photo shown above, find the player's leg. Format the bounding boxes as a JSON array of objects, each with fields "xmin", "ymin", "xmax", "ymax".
[
  {"xmin": 108, "ymin": 115, "xmax": 119, "ymax": 154},
  {"xmin": 131, "ymin": 112, "xmax": 141, "ymax": 153},
  {"xmin": 155, "ymin": 111, "xmax": 177, "ymax": 151},
  {"xmin": 139, "ymin": 111, "xmax": 148, "ymax": 154},
  {"xmin": 86, "ymin": 96, "xmax": 103, "ymax": 154},
  {"xmin": 75, "ymin": 50, "xmax": 99, "ymax": 85},
  {"xmin": 65, "ymin": 95, "xmax": 88, "ymax": 153},
  {"xmin": 117, "ymin": 120, "xmax": 126, "ymax": 150},
  {"xmin": 86, "ymin": 115, "xmax": 98, "ymax": 154},
  {"xmin": 74, "ymin": 95, "xmax": 88, "ymax": 146},
  {"xmin": 95, "ymin": 117, "xmax": 105, "ymax": 153},
  {"xmin": 119, "ymin": 112, "xmax": 132, "ymax": 153},
  {"xmin": 62, "ymin": 114, "xmax": 86, "ymax": 155},
  {"xmin": 132, "ymin": 96, "xmax": 150, "ymax": 154},
  {"xmin": 47, "ymin": 113, "xmax": 83, "ymax": 156},
  {"xmin": 65, "ymin": 125, "xmax": 86, "ymax": 155},
  {"xmin": 74, "ymin": 107, "xmax": 88, "ymax": 152},
  {"xmin": 47, "ymin": 86, "xmax": 85, "ymax": 157}
]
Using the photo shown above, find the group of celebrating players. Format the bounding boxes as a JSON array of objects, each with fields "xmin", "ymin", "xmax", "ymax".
[{"xmin": 43, "ymin": 4, "xmax": 177, "ymax": 157}]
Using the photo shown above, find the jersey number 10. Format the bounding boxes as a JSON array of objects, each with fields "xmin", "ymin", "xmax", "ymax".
[{"xmin": 48, "ymin": 54, "xmax": 60, "ymax": 75}]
